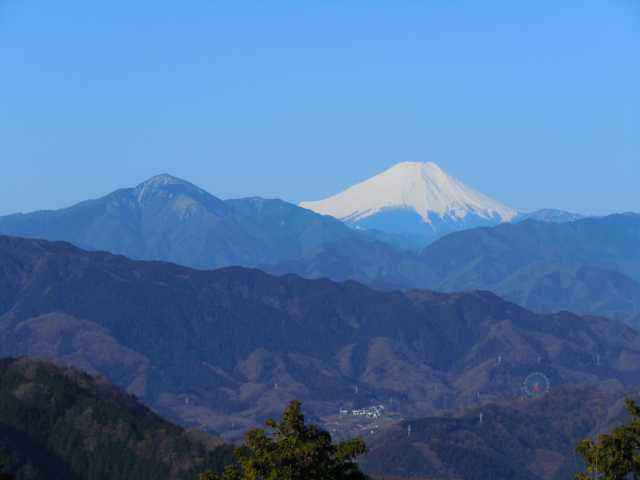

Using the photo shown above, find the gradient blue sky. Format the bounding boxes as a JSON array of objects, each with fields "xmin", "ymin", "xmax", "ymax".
[{"xmin": 1, "ymin": 1, "xmax": 638, "ymax": 215}]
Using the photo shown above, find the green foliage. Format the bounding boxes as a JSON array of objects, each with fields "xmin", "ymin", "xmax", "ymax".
[
  {"xmin": 200, "ymin": 400, "xmax": 367, "ymax": 480},
  {"xmin": 363, "ymin": 388, "xmax": 615, "ymax": 480},
  {"xmin": 575, "ymin": 399, "xmax": 640, "ymax": 480},
  {"xmin": 0, "ymin": 358, "xmax": 233, "ymax": 480}
]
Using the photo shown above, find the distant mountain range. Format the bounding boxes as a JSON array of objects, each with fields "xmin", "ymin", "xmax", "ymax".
[
  {"xmin": 0, "ymin": 174, "xmax": 406, "ymax": 270},
  {"xmin": 417, "ymin": 214, "xmax": 640, "ymax": 327},
  {"xmin": 1, "ymin": 235, "xmax": 639, "ymax": 439},
  {"xmin": 265, "ymin": 213, "xmax": 640, "ymax": 328},
  {"xmin": 1, "ymin": 168, "xmax": 636, "ymax": 480},
  {"xmin": 0, "ymin": 166, "xmax": 587, "ymax": 264},
  {"xmin": 0, "ymin": 357, "xmax": 232, "ymax": 480},
  {"xmin": 0, "ymin": 173, "xmax": 638, "ymax": 328}
]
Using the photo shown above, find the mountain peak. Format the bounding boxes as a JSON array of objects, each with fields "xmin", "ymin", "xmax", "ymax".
[
  {"xmin": 300, "ymin": 162, "xmax": 517, "ymax": 226},
  {"xmin": 384, "ymin": 161, "xmax": 450, "ymax": 183},
  {"xmin": 392, "ymin": 161, "xmax": 442, "ymax": 172},
  {"xmin": 134, "ymin": 174, "xmax": 208, "ymax": 203},
  {"xmin": 136, "ymin": 174, "xmax": 192, "ymax": 189}
]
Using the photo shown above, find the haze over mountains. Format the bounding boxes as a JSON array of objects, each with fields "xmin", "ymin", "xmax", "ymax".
[
  {"xmin": 1, "ymin": 235, "xmax": 640, "ymax": 442},
  {"xmin": 0, "ymin": 162, "xmax": 583, "ymax": 255},
  {"xmin": 0, "ymin": 174, "xmax": 361, "ymax": 270},
  {"xmin": 0, "ymin": 166, "xmax": 638, "ymax": 329},
  {"xmin": 1, "ymin": 164, "xmax": 639, "ymax": 479},
  {"xmin": 418, "ymin": 214, "xmax": 640, "ymax": 326},
  {"xmin": 279, "ymin": 214, "xmax": 640, "ymax": 328}
]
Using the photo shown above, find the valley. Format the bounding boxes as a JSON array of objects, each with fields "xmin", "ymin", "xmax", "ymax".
[{"xmin": 1, "ymin": 234, "xmax": 639, "ymax": 444}]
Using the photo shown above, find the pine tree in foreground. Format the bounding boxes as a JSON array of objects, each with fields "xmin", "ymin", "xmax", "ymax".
[
  {"xmin": 575, "ymin": 398, "xmax": 640, "ymax": 480},
  {"xmin": 200, "ymin": 400, "xmax": 367, "ymax": 480}
]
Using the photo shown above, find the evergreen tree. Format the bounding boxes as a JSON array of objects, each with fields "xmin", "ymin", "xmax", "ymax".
[
  {"xmin": 200, "ymin": 400, "xmax": 367, "ymax": 480},
  {"xmin": 575, "ymin": 398, "xmax": 640, "ymax": 480}
]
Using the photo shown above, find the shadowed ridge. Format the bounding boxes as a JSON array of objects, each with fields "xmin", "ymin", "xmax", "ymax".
[
  {"xmin": 1, "ymin": 234, "xmax": 640, "ymax": 440},
  {"xmin": 0, "ymin": 357, "xmax": 233, "ymax": 480}
]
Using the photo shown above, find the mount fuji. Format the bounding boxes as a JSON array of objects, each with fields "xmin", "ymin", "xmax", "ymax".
[{"xmin": 300, "ymin": 162, "xmax": 518, "ymax": 242}]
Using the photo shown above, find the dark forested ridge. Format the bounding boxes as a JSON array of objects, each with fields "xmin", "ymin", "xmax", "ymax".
[
  {"xmin": 1, "ymin": 235, "xmax": 639, "ymax": 440},
  {"xmin": 364, "ymin": 385, "xmax": 637, "ymax": 480},
  {"xmin": 1, "ymin": 355, "xmax": 634, "ymax": 480},
  {"xmin": 0, "ymin": 358, "xmax": 233, "ymax": 480}
]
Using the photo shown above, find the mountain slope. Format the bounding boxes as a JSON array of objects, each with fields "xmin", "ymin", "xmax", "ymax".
[
  {"xmin": 363, "ymin": 385, "xmax": 631, "ymax": 480},
  {"xmin": 1, "ymin": 235, "xmax": 639, "ymax": 439},
  {"xmin": 3, "ymin": 172, "xmax": 634, "ymax": 329},
  {"xmin": 0, "ymin": 357, "xmax": 232, "ymax": 480},
  {"xmin": 0, "ymin": 174, "xmax": 259, "ymax": 269},
  {"xmin": 225, "ymin": 196, "xmax": 354, "ymax": 260},
  {"xmin": 5, "ymin": 174, "xmax": 633, "ymax": 330},
  {"xmin": 419, "ymin": 214, "xmax": 640, "ymax": 326},
  {"xmin": 515, "ymin": 209, "xmax": 586, "ymax": 224},
  {"xmin": 265, "ymin": 214, "xmax": 640, "ymax": 328},
  {"xmin": 300, "ymin": 162, "xmax": 517, "ymax": 240},
  {"xmin": 0, "ymin": 175, "xmax": 393, "ymax": 271},
  {"xmin": 0, "ymin": 175, "xmax": 434, "ymax": 288}
]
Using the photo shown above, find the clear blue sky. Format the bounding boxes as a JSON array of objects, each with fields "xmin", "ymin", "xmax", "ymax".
[{"xmin": 1, "ymin": 1, "xmax": 638, "ymax": 215}]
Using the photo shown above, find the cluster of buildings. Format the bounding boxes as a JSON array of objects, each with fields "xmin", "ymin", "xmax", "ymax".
[{"xmin": 339, "ymin": 404, "xmax": 385, "ymax": 419}]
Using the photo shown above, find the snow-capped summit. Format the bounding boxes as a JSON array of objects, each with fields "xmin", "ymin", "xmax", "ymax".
[{"xmin": 300, "ymin": 162, "xmax": 517, "ymax": 240}]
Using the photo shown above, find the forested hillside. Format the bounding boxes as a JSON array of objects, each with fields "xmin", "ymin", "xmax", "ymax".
[
  {"xmin": 364, "ymin": 385, "xmax": 635, "ymax": 480},
  {"xmin": 1, "ymin": 235, "xmax": 640, "ymax": 439},
  {"xmin": 0, "ymin": 358, "xmax": 233, "ymax": 480}
]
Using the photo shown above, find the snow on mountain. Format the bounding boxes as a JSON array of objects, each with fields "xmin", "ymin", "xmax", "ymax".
[
  {"xmin": 515, "ymin": 209, "xmax": 586, "ymax": 223},
  {"xmin": 300, "ymin": 162, "xmax": 518, "ymax": 233}
]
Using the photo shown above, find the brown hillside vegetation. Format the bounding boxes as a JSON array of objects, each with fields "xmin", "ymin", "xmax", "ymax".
[
  {"xmin": 1, "ymin": 235, "xmax": 639, "ymax": 439},
  {"xmin": 363, "ymin": 385, "xmax": 639, "ymax": 480},
  {"xmin": 0, "ymin": 358, "xmax": 233, "ymax": 480}
]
